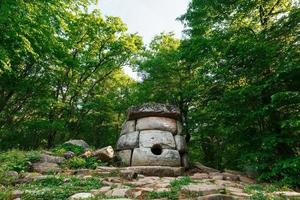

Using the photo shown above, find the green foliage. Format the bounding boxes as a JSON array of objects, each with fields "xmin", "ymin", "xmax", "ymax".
[
  {"xmin": 0, "ymin": 150, "xmax": 40, "ymax": 184},
  {"xmin": 61, "ymin": 156, "xmax": 102, "ymax": 170},
  {"xmin": 0, "ymin": 0, "xmax": 142, "ymax": 150},
  {"xmin": 52, "ymin": 144, "xmax": 85, "ymax": 156},
  {"xmin": 133, "ymin": 0, "xmax": 300, "ymax": 188}
]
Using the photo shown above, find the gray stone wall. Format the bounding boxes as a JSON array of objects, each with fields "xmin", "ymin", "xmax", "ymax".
[{"xmin": 116, "ymin": 103, "xmax": 188, "ymax": 168}]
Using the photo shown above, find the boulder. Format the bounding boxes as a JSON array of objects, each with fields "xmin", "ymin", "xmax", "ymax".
[
  {"xmin": 117, "ymin": 150, "xmax": 132, "ymax": 166},
  {"xmin": 93, "ymin": 146, "xmax": 114, "ymax": 161},
  {"xmin": 40, "ymin": 154, "xmax": 65, "ymax": 164},
  {"xmin": 139, "ymin": 130, "xmax": 176, "ymax": 149},
  {"xmin": 136, "ymin": 117, "xmax": 177, "ymax": 134},
  {"xmin": 131, "ymin": 148, "xmax": 181, "ymax": 166},
  {"xmin": 63, "ymin": 151, "xmax": 75, "ymax": 159},
  {"xmin": 124, "ymin": 166, "xmax": 184, "ymax": 177},
  {"xmin": 64, "ymin": 140, "xmax": 90, "ymax": 149},
  {"xmin": 120, "ymin": 120, "xmax": 136, "ymax": 135},
  {"xmin": 116, "ymin": 131, "xmax": 139, "ymax": 150},
  {"xmin": 127, "ymin": 103, "xmax": 181, "ymax": 120},
  {"xmin": 69, "ymin": 192, "xmax": 94, "ymax": 200},
  {"xmin": 175, "ymin": 135, "xmax": 187, "ymax": 153},
  {"xmin": 32, "ymin": 162, "xmax": 61, "ymax": 174}
]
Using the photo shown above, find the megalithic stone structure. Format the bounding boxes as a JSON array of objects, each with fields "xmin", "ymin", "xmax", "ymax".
[{"xmin": 116, "ymin": 103, "xmax": 188, "ymax": 169}]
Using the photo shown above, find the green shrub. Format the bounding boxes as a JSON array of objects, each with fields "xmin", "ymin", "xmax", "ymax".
[
  {"xmin": 52, "ymin": 143, "xmax": 85, "ymax": 156},
  {"xmin": 62, "ymin": 157, "xmax": 86, "ymax": 169}
]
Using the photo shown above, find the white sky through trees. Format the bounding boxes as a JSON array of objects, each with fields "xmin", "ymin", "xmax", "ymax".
[{"xmin": 96, "ymin": 0, "xmax": 190, "ymax": 80}]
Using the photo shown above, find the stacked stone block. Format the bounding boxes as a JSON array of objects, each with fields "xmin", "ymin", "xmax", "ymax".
[{"xmin": 116, "ymin": 103, "xmax": 188, "ymax": 168}]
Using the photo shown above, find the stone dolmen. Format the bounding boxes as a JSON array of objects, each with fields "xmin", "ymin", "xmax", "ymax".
[{"xmin": 116, "ymin": 103, "xmax": 188, "ymax": 175}]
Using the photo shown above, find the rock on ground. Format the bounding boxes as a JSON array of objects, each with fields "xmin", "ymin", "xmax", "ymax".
[
  {"xmin": 92, "ymin": 146, "xmax": 114, "ymax": 161},
  {"xmin": 64, "ymin": 140, "xmax": 90, "ymax": 149},
  {"xmin": 32, "ymin": 162, "xmax": 61, "ymax": 174},
  {"xmin": 69, "ymin": 192, "xmax": 94, "ymax": 200}
]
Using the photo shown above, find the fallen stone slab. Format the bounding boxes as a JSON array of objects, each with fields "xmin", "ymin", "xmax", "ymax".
[
  {"xmin": 127, "ymin": 103, "xmax": 181, "ymax": 120},
  {"xmin": 181, "ymin": 184, "xmax": 225, "ymax": 196},
  {"xmin": 197, "ymin": 194, "xmax": 235, "ymax": 200},
  {"xmin": 274, "ymin": 191, "xmax": 300, "ymax": 198},
  {"xmin": 222, "ymin": 172, "xmax": 239, "ymax": 181},
  {"xmin": 124, "ymin": 166, "xmax": 184, "ymax": 177},
  {"xmin": 194, "ymin": 162, "xmax": 220, "ymax": 173},
  {"xmin": 69, "ymin": 192, "xmax": 94, "ymax": 200},
  {"xmin": 105, "ymin": 188, "xmax": 130, "ymax": 198},
  {"xmin": 136, "ymin": 117, "xmax": 177, "ymax": 134},
  {"xmin": 131, "ymin": 148, "xmax": 181, "ymax": 166},
  {"xmin": 191, "ymin": 173, "xmax": 209, "ymax": 180},
  {"xmin": 139, "ymin": 130, "xmax": 176, "ymax": 149},
  {"xmin": 32, "ymin": 162, "xmax": 61, "ymax": 174}
]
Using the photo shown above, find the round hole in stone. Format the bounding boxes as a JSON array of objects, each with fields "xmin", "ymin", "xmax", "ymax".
[{"xmin": 151, "ymin": 144, "xmax": 162, "ymax": 155}]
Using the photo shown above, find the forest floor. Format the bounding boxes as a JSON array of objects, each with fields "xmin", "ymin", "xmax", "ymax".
[{"xmin": 0, "ymin": 148, "xmax": 300, "ymax": 200}]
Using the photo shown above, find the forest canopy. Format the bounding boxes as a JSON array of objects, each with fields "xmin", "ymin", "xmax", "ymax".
[{"xmin": 0, "ymin": 0, "xmax": 299, "ymax": 187}]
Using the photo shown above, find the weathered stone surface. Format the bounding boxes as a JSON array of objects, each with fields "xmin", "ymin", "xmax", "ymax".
[
  {"xmin": 120, "ymin": 169, "xmax": 137, "ymax": 180},
  {"xmin": 32, "ymin": 162, "xmax": 61, "ymax": 174},
  {"xmin": 181, "ymin": 184, "xmax": 225, "ymax": 196},
  {"xmin": 131, "ymin": 148, "xmax": 181, "ymax": 166},
  {"xmin": 181, "ymin": 153, "xmax": 189, "ymax": 169},
  {"xmin": 197, "ymin": 194, "xmax": 235, "ymax": 200},
  {"xmin": 117, "ymin": 131, "xmax": 139, "ymax": 150},
  {"xmin": 222, "ymin": 172, "xmax": 240, "ymax": 181},
  {"xmin": 136, "ymin": 117, "xmax": 177, "ymax": 134},
  {"xmin": 274, "ymin": 191, "xmax": 300, "ymax": 198},
  {"xmin": 127, "ymin": 103, "xmax": 181, "ymax": 120},
  {"xmin": 120, "ymin": 120, "xmax": 136, "ymax": 135},
  {"xmin": 64, "ymin": 139, "xmax": 89, "ymax": 149},
  {"xmin": 106, "ymin": 188, "xmax": 130, "ymax": 198},
  {"xmin": 117, "ymin": 150, "xmax": 132, "ymax": 166},
  {"xmin": 191, "ymin": 173, "xmax": 209, "ymax": 180},
  {"xmin": 177, "ymin": 121, "xmax": 183, "ymax": 134},
  {"xmin": 40, "ymin": 154, "xmax": 65, "ymax": 164},
  {"xmin": 139, "ymin": 130, "xmax": 176, "ymax": 149},
  {"xmin": 91, "ymin": 186, "xmax": 111, "ymax": 195},
  {"xmin": 194, "ymin": 162, "xmax": 220, "ymax": 173},
  {"xmin": 69, "ymin": 192, "xmax": 94, "ymax": 200},
  {"xmin": 175, "ymin": 135, "xmax": 187, "ymax": 153},
  {"xmin": 92, "ymin": 146, "xmax": 114, "ymax": 161},
  {"xmin": 124, "ymin": 166, "xmax": 184, "ymax": 177}
]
